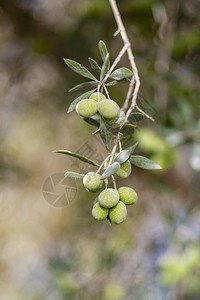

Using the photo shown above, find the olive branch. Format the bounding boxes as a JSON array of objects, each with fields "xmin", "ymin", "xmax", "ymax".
[{"xmin": 53, "ymin": 0, "xmax": 162, "ymax": 224}]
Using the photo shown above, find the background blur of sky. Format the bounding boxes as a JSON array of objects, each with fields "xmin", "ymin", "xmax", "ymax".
[{"xmin": 0, "ymin": 0, "xmax": 200, "ymax": 299}]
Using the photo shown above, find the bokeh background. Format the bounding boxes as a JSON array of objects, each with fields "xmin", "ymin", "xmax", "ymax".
[{"xmin": 0, "ymin": 0, "xmax": 200, "ymax": 299}]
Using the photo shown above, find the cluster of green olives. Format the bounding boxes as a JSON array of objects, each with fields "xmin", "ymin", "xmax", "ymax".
[
  {"xmin": 76, "ymin": 92, "xmax": 120, "ymax": 124},
  {"xmin": 83, "ymin": 172, "xmax": 138, "ymax": 224}
]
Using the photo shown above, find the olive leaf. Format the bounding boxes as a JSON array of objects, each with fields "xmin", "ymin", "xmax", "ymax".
[
  {"xmin": 88, "ymin": 58, "xmax": 101, "ymax": 73},
  {"xmin": 120, "ymin": 124, "xmax": 136, "ymax": 137},
  {"xmin": 130, "ymin": 155, "xmax": 162, "ymax": 170},
  {"xmin": 98, "ymin": 40, "xmax": 109, "ymax": 65},
  {"xmin": 53, "ymin": 150, "xmax": 100, "ymax": 167},
  {"xmin": 110, "ymin": 67, "xmax": 133, "ymax": 81},
  {"xmin": 128, "ymin": 112, "xmax": 144, "ymax": 122},
  {"xmin": 99, "ymin": 118, "xmax": 112, "ymax": 152},
  {"xmin": 64, "ymin": 59, "xmax": 97, "ymax": 81},
  {"xmin": 65, "ymin": 171, "xmax": 84, "ymax": 180},
  {"xmin": 100, "ymin": 53, "xmax": 110, "ymax": 81},
  {"xmin": 68, "ymin": 81, "xmax": 99, "ymax": 93},
  {"xmin": 114, "ymin": 142, "xmax": 138, "ymax": 164},
  {"xmin": 100, "ymin": 162, "xmax": 120, "ymax": 179},
  {"xmin": 83, "ymin": 117, "xmax": 100, "ymax": 127},
  {"xmin": 67, "ymin": 89, "xmax": 96, "ymax": 113}
]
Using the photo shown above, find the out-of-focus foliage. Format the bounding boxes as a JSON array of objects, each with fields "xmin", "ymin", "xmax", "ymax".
[{"xmin": 0, "ymin": 0, "xmax": 200, "ymax": 299}]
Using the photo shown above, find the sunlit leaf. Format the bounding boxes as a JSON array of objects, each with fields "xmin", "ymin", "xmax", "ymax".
[
  {"xmin": 100, "ymin": 53, "xmax": 110, "ymax": 81},
  {"xmin": 53, "ymin": 150, "xmax": 100, "ymax": 167},
  {"xmin": 128, "ymin": 112, "xmax": 144, "ymax": 122},
  {"xmin": 101, "ymin": 162, "xmax": 120, "ymax": 179},
  {"xmin": 67, "ymin": 89, "xmax": 96, "ymax": 112},
  {"xmin": 68, "ymin": 81, "xmax": 99, "ymax": 93},
  {"xmin": 65, "ymin": 171, "xmax": 84, "ymax": 180},
  {"xmin": 99, "ymin": 118, "xmax": 112, "ymax": 152},
  {"xmin": 110, "ymin": 67, "xmax": 133, "ymax": 81},
  {"xmin": 114, "ymin": 143, "xmax": 138, "ymax": 164},
  {"xmin": 130, "ymin": 155, "xmax": 162, "ymax": 170},
  {"xmin": 88, "ymin": 58, "xmax": 101, "ymax": 73},
  {"xmin": 116, "ymin": 110, "xmax": 126, "ymax": 125},
  {"xmin": 98, "ymin": 40, "xmax": 109, "ymax": 65},
  {"xmin": 64, "ymin": 58, "xmax": 97, "ymax": 81}
]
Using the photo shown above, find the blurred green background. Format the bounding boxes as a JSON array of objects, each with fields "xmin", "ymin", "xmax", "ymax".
[{"xmin": 0, "ymin": 0, "xmax": 200, "ymax": 299}]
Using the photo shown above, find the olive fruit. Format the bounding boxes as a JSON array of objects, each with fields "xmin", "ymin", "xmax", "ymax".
[
  {"xmin": 98, "ymin": 188, "xmax": 120, "ymax": 208},
  {"xmin": 76, "ymin": 99, "xmax": 98, "ymax": 118},
  {"xmin": 90, "ymin": 92, "xmax": 106, "ymax": 102},
  {"xmin": 115, "ymin": 160, "xmax": 132, "ymax": 178},
  {"xmin": 92, "ymin": 202, "xmax": 109, "ymax": 221},
  {"xmin": 118, "ymin": 187, "xmax": 138, "ymax": 205},
  {"xmin": 98, "ymin": 100, "xmax": 120, "ymax": 122},
  {"xmin": 83, "ymin": 172, "xmax": 103, "ymax": 193},
  {"xmin": 109, "ymin": 201, "xmax": 127, "ymax": 224}
]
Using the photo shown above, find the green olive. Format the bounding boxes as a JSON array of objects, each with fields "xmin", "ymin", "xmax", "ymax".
[
  {"xmin": 92, "ymin": 202, "xmax": 109, "ymax": 221},
  {"xmin": 83, "ymin": 172, "xmax": 103, "ymax": 193},
  {"xmin": 76, "ymin": 99, "xmax": 98, "ymax": 117},
  {"xmin": 109, "ymin": 201, "xmax": 127, "ymax": 224},
  {"xmin": 118, "ymin": 187, "xmax": 138, "ymax": 205},
  {"xmin": 98, "ymin": 100, "xmax": 120, "ymax": 121},
  {"xmin": 90, "ymin": 92, "xmax": 106, "ymax": 102},
  {"xmin": 115, "ymin": 160, "xmax": 132, "ymax": 178},
  {"xmin": 98, "ymin": 188, "xmax": 120, "ymax": 208}
]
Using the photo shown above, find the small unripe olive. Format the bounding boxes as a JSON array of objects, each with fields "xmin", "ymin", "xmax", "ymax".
[
  {"xmin": 92, "ymin": 202, "xmax": 109, "ymax": 221},
  {"xmin": 118, "ymin": 187, "xmax": 138, "ymax": 205},
  {"xmin": 83, "ymin": 172, "xmax": 103, "ymax": 193},
  {"xmin": 90, "ymin": 92, "xmax": 106, "ymax": 102},
  {"xmin": 109, "ymin": 201, "xmax": 127, "ymax": 224},
  {"xmin": 98, "ymin": 100, "xmax": 120, "ymax": 121},
  {"xmin": 76, "ymin": 99, "xmax": 98, "ymax": 118},
  {"xmin": 98, "ymin": 188, "xmax": 120, "ymax": 208},
  {"xmin": 115, "ymin": 160, "xmax": 132, "ymax": 178}
]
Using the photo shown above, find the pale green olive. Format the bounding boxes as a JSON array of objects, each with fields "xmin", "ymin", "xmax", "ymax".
[
  {"xmin": 98, "ymin": 100, "xmax": 120, "ymax": 121},
  {"xmin": 98, "ymin": 188, "xmax": 120, "ymax": 208},
  {"xmin": 118, "ymin": 187, "xmax": 138, "ymax": 205},
  {"xmin": 109, "ymin": 201, "xmax": 127, "ymax": 224},
  {"xmin": 90, "ymin": 92, "xmax": 106, "ymax": 102},
  {"xmin": 115, "ymin": 160, "xmax": 132, "ymax": 178},
  {"xmin": 92, "ymin": 202, "xmax": 109, "ymax": 221},
  {"xmin": 76, "ymin": 99, "xmax": 98, "ymax": 117},
  {"xmin": 83, "ymin": 172, "xmax": 103, "ymax": 193}
]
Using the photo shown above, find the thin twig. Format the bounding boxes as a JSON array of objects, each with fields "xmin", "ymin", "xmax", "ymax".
[
  {"xmin": 136, "ymin": 105, "xmax": 155, "ymax": 122},
  {"xmin": 109, "ymin": 0, "xmax": 140, "ymax": 114},
  {"xmin": 102, "ymin": 43, "xmax": 130, "ymax": 84},
  {"xmin": 111, "ymin": 175, "xmax": 117, "ymax": 190}
]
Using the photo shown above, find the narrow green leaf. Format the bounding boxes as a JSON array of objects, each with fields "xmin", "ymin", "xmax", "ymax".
[
  {"xmin": 98, "ymin": 40, "xmax": 110, "ymax": 67},
  {"xmin": 100, "ymin": 53, "xmax": 110, "ymax": 81},
  {"xmin": 121, "ymin": 136, "xmax": 136, "ymax": 149},
  {"xmin": 130, "ymin": 155, "xmax": 162, "ymax": 170},
  {"xmin": 53, "ymin": 150, "xmax": 100, "ymax": 167},
  {"xmin": 101, "ymin": 162, "xmax": 120, "ymax": 179},
  {"xmin": 110, "ymin": 67, "xmax": 133, "ymax": 81},
  {"xmin": 120, "ymin": 124, "xmax": 136, "ymax": 137},
  {"xmin": 64, "ymin": 58, "xmax": 97, "ymax": 81},
  {"xmin": 114, "ymin": 142, "xmax": 138, "ymax": 164},
  {"xmin": 68, "ymin": 81, "xmax": 99, "ymax": 93},
  {"xmin": 88, "ymin": 58, "xmax": 101, "ymax": 73},
  {"xmin": 83, "ymin": 117, "xmax": 100, "ymax": 127},
  {"xmin": 128, "ymin": 112, "xmax": 144, "ymax": 122},
  {"xmin": 65, "ymin": 171, "xmax": 84, "ymax": 180},
  {"xmin": 100, "ymin": 118, "xmax": 112, "ymax": 152},
  {"xmin": 67, "ymin": 89, "xmax": 96, "ymax": 112}
]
